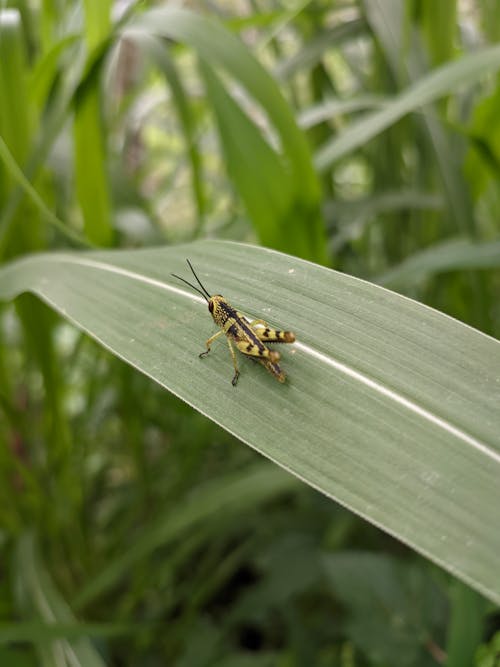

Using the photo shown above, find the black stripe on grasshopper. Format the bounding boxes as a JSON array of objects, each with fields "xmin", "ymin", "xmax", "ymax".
[{"xmin": 171, "ymin": 260, "xmax": 295, "ymax": 386}]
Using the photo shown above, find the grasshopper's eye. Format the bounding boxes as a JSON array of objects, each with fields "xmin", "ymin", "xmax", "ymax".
[{"xmin": 208, "ymin": 300, "xmax": 214, "ymax": 313}]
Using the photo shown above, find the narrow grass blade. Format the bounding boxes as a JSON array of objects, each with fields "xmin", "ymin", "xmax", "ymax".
[
  {"xmin": 377, "ymin": 237, "xmax": 500, "ymax": 289},
  {"xmin": 14, "ymin": 534, "xmax": 107, "ymax": 667},
  {"xmin": 73, "ymin": 0, "xmax": 113, "ymax": 246},
  {"xmin": 314, "ymin": 43, "xmax": 500, "ymax": 171}
]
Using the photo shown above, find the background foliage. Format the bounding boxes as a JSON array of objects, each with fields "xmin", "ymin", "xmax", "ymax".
[{"xmin": 0, "ymin": 1, "xmax": 499, "ymax": 665}]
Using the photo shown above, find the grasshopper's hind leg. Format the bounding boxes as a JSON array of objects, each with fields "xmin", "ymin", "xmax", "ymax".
[
  {"xmin": 199, "ymin": 330, "xmax": 224, "ymax": 358},
  {"xmin": 249, "ymin": 319, "xmax": 296, "ymax": 344}
]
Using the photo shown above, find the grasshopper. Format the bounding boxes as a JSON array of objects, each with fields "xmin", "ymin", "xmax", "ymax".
[{"xmin": 171, "ymin": 260, "xmax": 296, "ymax": 386}]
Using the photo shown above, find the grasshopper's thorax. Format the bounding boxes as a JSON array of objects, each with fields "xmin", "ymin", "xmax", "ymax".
[{"xmin": 208, "ymin": 295, "xmax": 233, "ymax": 328}]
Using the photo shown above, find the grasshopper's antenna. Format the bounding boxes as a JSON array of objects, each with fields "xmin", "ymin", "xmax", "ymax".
[
  {"xmin": 171, "ymin": 259, "xmax": 211, "ymax": 302},
  {"xmin": 185, "ymin": 259, "xmax": 212, "ymax": 300}
]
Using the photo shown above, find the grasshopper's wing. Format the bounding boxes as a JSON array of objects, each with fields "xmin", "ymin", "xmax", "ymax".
[{"xmin": 228, "ymin": 316, "xmax": 281, "ymax": 362}]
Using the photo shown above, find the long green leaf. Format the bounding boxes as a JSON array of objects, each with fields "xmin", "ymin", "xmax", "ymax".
[
  {"xmin": 0, "ymin": 9, "xmax": 31, "ymax": 177},
  {"xmin": 0, "ymin": 7, "xmax": 41, "ymax": 258},
  {"xmin": 0, "ymin": 135, "xmax": 90, "ymax": 248},
  {"xmin": 73, "ymin": 1, "xmax": 113, "ymax": 246},
  {"xmin": 377, "ymin": 237, "xmax": 500, "ymax": 289},
  {"xmin": 200, "ymin": 62, "xmax": 296, "ymax": 252},
  {"xmin": 0, "ymin": 241, "xmax": 499, "ymax": 604}
]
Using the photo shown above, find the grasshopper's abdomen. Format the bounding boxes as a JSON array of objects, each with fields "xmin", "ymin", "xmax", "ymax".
[{"xmin": 257, "ymin": 357, "xmax": 287, "ymax": 383}]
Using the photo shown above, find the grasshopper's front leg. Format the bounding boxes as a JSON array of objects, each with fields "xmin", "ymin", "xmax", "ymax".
[
  {"xmin": 199, "ymin": 330, "xmax": 240, "ymax": 385},
  {"xmin": 226, "ymin": 338, "xmax": 240, "ymax": 386},
  {"xmin": 199, "ymin": 330, "xmax": 224, "ymax": 358}
]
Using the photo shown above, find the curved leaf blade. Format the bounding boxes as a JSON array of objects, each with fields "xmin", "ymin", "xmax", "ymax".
[
  {"xmin": 377, "ymin": 237, "xmax": 500, "ymax": 289},
  {"xmin": 314, "ymin": 43, "xmax": 500, "ymax": 171},
  {"xmin": 0, "ymin": 241, "xmax": 499, "ymax": 604},
  {"xmin": 124, "ymin": 7, "xmax": 326, "ymax": 262},
  {"xmin": 14, "ymin": 535, "xmax": 106, "ymax": 666}
]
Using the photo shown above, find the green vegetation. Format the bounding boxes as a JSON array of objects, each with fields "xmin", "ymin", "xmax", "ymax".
[{"xmin": 0, "ymin": 2, "xmax": 499, "ymax": 665}]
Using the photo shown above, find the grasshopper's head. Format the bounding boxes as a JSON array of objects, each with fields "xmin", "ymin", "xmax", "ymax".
[
  {"xmin": 208, "ymin": 295, "xmax": 222, "ymax": 314},
  {"xmin": 208, "ymin": 295, "xmax": 227, "ymax": 327}
]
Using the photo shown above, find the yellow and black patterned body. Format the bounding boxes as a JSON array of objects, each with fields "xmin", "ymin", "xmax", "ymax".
[
  {"xmin": 171, "ymin": 260, "xmax": 295, "ymax": 386},
  {"xmin": 203, "ymin": 294, "xmax": 295, "ymax": 385}
]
